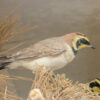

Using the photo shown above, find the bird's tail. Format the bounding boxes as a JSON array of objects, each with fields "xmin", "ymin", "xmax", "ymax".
[
  {"xmin": 0, "ymin": 62, "xmax": 11, "ymax": 70},
  {"xmin": 0, "ymin": 56, "xmax": 12, "ymax": 70}
]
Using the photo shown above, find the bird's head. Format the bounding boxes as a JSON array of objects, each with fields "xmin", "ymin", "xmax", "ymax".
[{"xmin": 63, "ymin": 32, "xmax": 95, "ymax": 54}]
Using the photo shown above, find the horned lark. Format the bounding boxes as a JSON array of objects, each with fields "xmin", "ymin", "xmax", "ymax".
[
  {"xmin": 0, "ymin": 32, "xmax": 95, "ymax": 72},
  {"xmin": 89, "ymin": 78, "xmax": 100, "ymax": 93}
]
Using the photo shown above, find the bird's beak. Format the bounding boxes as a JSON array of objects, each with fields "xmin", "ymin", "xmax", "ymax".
[{"xmin": 89, "ymin": 44, "xmax": 96, "ymax": 49}]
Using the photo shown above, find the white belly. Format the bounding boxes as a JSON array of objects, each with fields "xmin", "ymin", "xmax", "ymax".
[
  {"xmin": 33, "ymin": 45, "xmax": 75, "ymax": 71},
  {"xmin": 8, "ymin": 45, "xmax": 75, "ymax": 71},
  {"xmin": 34, "ymin": 53, "xmax": 69, "ymax": 70}
]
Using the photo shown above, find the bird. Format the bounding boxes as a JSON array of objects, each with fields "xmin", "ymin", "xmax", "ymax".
[
  {"xmin": 89, "ymin": 78, "xmax": 100, "ymax": 94},
  {"xmin": 0, "ymin": 32, "xmax": 95, "ymax": 73}
]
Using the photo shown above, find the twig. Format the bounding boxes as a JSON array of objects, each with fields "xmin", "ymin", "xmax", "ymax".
[{"xmin": 4, "ymin": 86, "xmax": 7, "ymax": 100}]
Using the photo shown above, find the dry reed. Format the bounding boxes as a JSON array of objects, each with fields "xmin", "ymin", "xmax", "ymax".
[{"xmin": 28, "ymin": 67, "xmax": 100, "ymax": 100}]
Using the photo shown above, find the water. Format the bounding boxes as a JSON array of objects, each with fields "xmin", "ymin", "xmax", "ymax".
[{"xmin": 0, "ymin": 0, "xmax": 100, "ymax": 98}]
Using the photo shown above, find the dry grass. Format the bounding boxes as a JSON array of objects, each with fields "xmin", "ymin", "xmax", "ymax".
[
  {"xmin": 1, "ymin": 67, "xmax": 100, "ymax": 100},
  {"xmin": 28, "ymin": 67, "xmax": 100, "ymax": 100},
  {"xmin": 0, "ymin": 12, "xmax": 37, "ymax": 100},
  {"xmin": 0, "ymin": 74, "xmax": 22, "ymax": 100},
  {"xmin": 0, "ymin": 72, "xmax": 33, "ymax": 100},
  {"xmin": 0, "ymin": 14, "xmax": 38, "ymax": 55}
]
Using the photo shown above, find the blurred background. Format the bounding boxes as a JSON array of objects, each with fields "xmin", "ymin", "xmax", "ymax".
[{"xmin": 0, "ymin": 0, "xmax": 100, "ymax": 99}]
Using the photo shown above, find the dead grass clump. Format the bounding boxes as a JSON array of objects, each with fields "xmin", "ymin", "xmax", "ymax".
[{"xmin": 28, "ymin": 68, "xmax": 100, "ymax": 100}]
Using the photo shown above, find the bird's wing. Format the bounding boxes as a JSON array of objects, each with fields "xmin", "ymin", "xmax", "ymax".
[{"xmin": 10, "ymin": 37, "xmax": 67, "ymax": 61}]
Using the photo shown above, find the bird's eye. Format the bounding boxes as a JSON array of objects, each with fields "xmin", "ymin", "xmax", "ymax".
[{"xmin": 80, "ymin": 39, "xmax": 90, "ymax": 45}]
